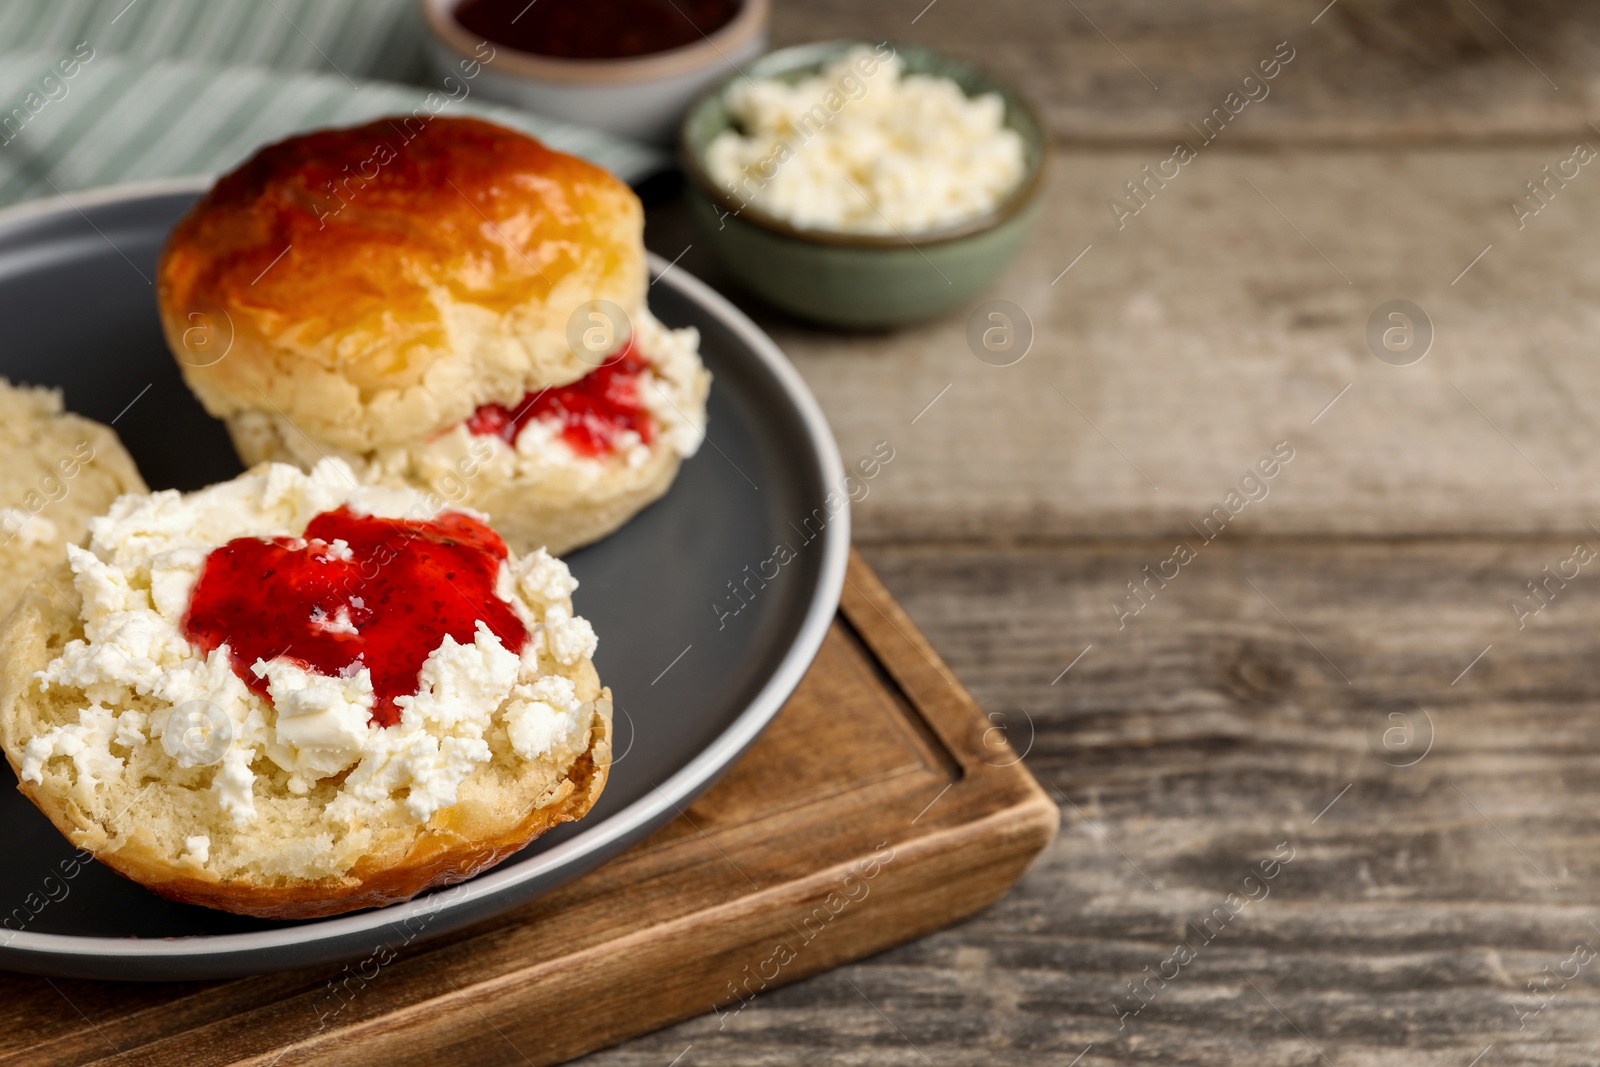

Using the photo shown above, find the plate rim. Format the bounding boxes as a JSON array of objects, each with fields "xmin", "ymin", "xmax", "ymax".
[{"xmin": 0, "ymin": 177, "xmax": 849, "ymax": 965}]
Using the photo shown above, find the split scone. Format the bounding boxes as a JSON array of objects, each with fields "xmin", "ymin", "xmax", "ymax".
[
  {"xmin": 0, "ymin": 459, "xmax": 612, "ymax": 919},
  {"xmin": 156, "ymin": 116, "xmax": 709, "ymax": 557},
  {"xmin": 0, "ymin": 379, "xmax": 146, "ymax": 618}
]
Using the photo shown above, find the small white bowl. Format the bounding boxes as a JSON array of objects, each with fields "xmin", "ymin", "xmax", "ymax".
[{"xmin": 421, "ymin": 0, "xmax": 769, "ymax": 145}]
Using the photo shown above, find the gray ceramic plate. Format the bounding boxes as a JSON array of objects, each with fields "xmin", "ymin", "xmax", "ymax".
[{"xmin": 0, "ymin": 178, "xmax": 847, "ymax": 981}]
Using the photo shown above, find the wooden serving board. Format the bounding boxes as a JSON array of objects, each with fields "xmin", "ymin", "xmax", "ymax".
[{"xmin": 0, "ymin": 551, "xmax": 1058, "ymax": 1067}]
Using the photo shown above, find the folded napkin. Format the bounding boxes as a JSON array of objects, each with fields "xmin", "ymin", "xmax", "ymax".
[
  {"xmin": 0, "ymin": 0, "xmax": 435, "ymax": 81},
  {"xmin": 0, "ymin": 0, "xmax": 669, "ymax": 209}
]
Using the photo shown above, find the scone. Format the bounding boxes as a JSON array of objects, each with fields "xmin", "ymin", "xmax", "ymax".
[
  {"xmin": 0, "ymin": 379, "xmax": 146, "ymax": 617},
  {"xmin": 0, "ymin": 459, "xmax": 612, "ymax": 919},
  {"xmin": 157, "ymin": 115, "xmax": 709, "ymax": 557}
]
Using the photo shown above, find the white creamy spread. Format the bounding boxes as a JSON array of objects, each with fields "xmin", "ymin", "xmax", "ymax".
[
  {"xmin": 258, "ymin": 307, "xmax": 707, "ymax": 494},
  {"xmin": 705, "ymin": 47, "xmax": 1026, "ymax": 235},
  {"xmin": 181, "ymin": 835, "xmax": 210, "ymax": 866},
  {"xmin": 503, "ymin": 675, "xmax": 584, "ymax": 761},
  {"xmin": 398, "ymin": 306, "xmax": 705, "ymax": 484},
  {"xmin": 538, "ymin": 604, "xmax": 598, "ymax": 666},
  {"xmin": 20, "ymin": 459, "xmax": 595, "ymax": 827}
]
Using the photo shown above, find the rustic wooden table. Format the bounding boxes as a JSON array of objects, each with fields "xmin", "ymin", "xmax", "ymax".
[{"xmin": 608, "ymin": 1, "xmax": 1600, "ymax": 1063}]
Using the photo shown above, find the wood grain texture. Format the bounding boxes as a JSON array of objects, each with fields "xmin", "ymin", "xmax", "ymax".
[
  {"xmin": 581, "ymin": 539, "xmax": 1600, "ymax": 1066},
  {"xmin": 0, "ymin": 554, "xmax": 1056, "ymax": 1067},
  {"xmin": 771, "ymin": 0, "xmax": 1594, "ymax": 145},
  {"xmin": 629, "ymin": 3, "xmax": 1600, "ymax": 1047},
  {"xmin": 651, "ymin": 139, "xmax": 1600, "ymax": 546}
]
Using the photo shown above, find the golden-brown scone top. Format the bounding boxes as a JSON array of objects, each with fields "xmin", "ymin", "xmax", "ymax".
[{"xmin": 157, "ymin": 116, "xmax": 646, "ymax": 454}]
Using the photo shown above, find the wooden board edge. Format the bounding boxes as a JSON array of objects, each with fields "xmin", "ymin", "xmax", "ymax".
[
  {"xmin": 247, "ymin": 791, "xmax": 1060, "ymax": 1067},
  {"xmin": 840, "ymin": 550, "xmax": 1054, "ymax": 813},
  {"xmin": 840, "ymin": 551, "xmax": 998, "ymax": 771}
]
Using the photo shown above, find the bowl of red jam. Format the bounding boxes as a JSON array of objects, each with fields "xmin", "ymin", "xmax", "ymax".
[{"xmin": 421, "ymin": 0, "xmax": 769, "ymax": 145}]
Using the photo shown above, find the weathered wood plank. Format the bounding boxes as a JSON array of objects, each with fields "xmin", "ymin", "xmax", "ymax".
[
  {"xmin": 650, "ymin": 143, "xmax": 1600, "ymax": 544},
  {"xmin": 578, "ymin": 538, "xmax": 1600, "ymax": 1065},
  {"xmin": 771, "ymin": 0, "xmax": 1592, "ymax": 145}
]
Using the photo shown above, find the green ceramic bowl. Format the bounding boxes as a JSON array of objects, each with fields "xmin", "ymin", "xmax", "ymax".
[{"xmin": 679, "ymin": 40, "xmax": 1048, "ymax": 329}]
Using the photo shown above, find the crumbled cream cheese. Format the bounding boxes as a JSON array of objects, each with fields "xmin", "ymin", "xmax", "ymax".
[
  {"xmin": 113, "ymin": 709, "xmax": 147, "ymax": 749},
  {"xmin": 632, "ymin": 307, "xmax": 709, "ymax": 460},
  {"xmin": 504, "ymin": 675, "xmax": 584, "ymax": 760},
  {"xmin": 330, "ymin": 624, "xmax": 521, "ymax": 822},
  {"xmin": 213, "ymin": 736, "xmax": 257, "ymax": 826},
  {"xmin": 21, "ymin": 704, "xmax": 122, "ymax": 795},
  {"xmin": 22, "ymin": 459, "xmax": 597, "ymax": 841},
  {"xmin": 344, "ymin": 307, "xmax": 708, "ymax": 493},
  {"xmin": 257, "ymin": 660, "xmax": 375, "ymax": 782},
  {"xmin": 181, "ymin": 835, "xmax": 210, "ymax": 866},
  {"xmin": 148, "ymin": 548, "xmax": 205, "ymax": 620},
  {"xmin": 705, "ymin": 47, "xmax": 1026, "ymax": 235},
  {"xmin": 395, "ymin": 623, "xmax": 521, "ymax": 731},
  {"xmin": 541, "ymin": 604, "xmax": 598, "ymax": 667},
  {"xmin": 308, "ymin": 604, "xmax": 359, "ymax": 635},
  {"xmin": 513, "ymin": 413, "xmax": 651, "ymax": 471},
  {"xmin": 516, "ymin": 548, "xmax": 579, "ymax": 603}
]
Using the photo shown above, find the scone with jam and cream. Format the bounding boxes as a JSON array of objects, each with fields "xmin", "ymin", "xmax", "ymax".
[
  {"xmin": 0, "ymin": 459, "xmax": 611, "ymax": 919},
  {"xmin": 156, "ymin": 116, "xmax": 709, "ymax": 558}
]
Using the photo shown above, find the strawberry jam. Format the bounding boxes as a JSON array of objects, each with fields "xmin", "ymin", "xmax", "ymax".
[
  {"xmin": 467, "ymin": 341, "xmax": 654, "ymax": 458},
  {"xmin": 182, "ymin": 506, "xmax": 526, "ymax": 728}
]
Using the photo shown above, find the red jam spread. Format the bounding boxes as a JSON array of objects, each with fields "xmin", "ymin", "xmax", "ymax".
[
  {"xmin": 467, "ymin": 341, "xmax": 654, "ymax": 458},
  {"xmin": 183, "ymin": 507, "xmax": 526, "ymax": 728},
  {"xmin": 452, "ymin": 0, "xmax": 740, "ymax": 60}
]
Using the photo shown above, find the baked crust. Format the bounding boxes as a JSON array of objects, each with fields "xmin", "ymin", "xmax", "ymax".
[
  {"xmin": 157, "ymin": 116, "xmax": 645, "ymax": 454},
  {"xmin": 0, "ymin": 561, "xmax": 613, "ymax": 921},
  {"xmin": 465, "ymin": 450, "xmax": 683, "ymax": 558},
  {"xmin": 34, "ymin": 739, "xmax": 611, "ymax": 921}
]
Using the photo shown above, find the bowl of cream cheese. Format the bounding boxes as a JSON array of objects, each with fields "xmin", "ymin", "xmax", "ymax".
[{"xmin": 680, "ymin": 40, "xmax": 1047, "ymax": 328}]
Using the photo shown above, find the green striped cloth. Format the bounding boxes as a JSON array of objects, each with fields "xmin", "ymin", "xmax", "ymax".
[{"xmin": 0, "ymin": 0, "xmax": 669, "ymax": 208}]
